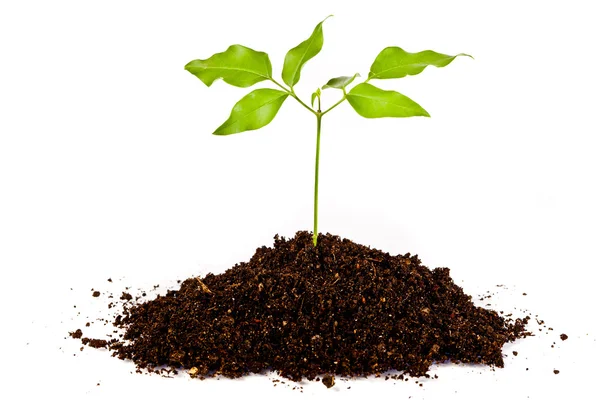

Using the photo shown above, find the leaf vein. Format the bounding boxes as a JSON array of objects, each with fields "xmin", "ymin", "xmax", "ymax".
[{"xmin": 218, "ymin": 94, "xmax": 288, "ymax": 131}]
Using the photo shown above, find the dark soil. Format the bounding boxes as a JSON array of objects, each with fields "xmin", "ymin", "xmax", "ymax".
[
  {"xmin": 322, "ymin": 374, "xmax": 335, "ymax": 388},
  {"xmin": 77, "ymin": 232, "xmax": 530, "ymax": 381},
  {"xmin": 81, "ymin": 337, "xmax": 112, "ymax": 349},
  {"xmin": 69, "ymin": 329, "xmax": 83, "ymax": 339},
  {"xmin": 120, "ymin": 292, "xmax": 133, "ymax": 301}
]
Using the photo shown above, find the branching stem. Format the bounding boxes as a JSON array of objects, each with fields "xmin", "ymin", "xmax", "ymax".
[
  {"xmin": 270, "ymin": 78, "xmax": 316, "ymax": 115},
  {"xmin": 322, "ymin": 93, "xmax": 346, "ymax": 116},
  {"xmin": 270, "ymin": 77, "xmax": 349, "ymax": 246}
]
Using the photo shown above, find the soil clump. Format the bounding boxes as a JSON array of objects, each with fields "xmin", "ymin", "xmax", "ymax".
[{"xmin": 78, "ymin": 232, "xmax": 529, "ymax": 381}]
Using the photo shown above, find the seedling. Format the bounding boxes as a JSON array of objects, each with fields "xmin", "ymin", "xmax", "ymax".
[{"xmin": 185, "ymin": 16, "xmax": 471, "ymax": 246}]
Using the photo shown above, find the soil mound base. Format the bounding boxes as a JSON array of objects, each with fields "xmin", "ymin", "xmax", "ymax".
[{"xmin": 100, "ymin": 232, "xmax": 528, "ymax": 380}]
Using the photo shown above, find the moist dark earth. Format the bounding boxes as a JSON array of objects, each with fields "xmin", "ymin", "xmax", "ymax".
[{"xmin": 73, "ymin": 231, "xmax": 530, "ymax": 382}]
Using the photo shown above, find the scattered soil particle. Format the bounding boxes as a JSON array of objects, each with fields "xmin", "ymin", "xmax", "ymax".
[
  {"xmin": 322, "ymin": 375, "xmax": 335, "ymax": 388},
  {"xmin": 77, "ymin": 232, "xmax": 530, "ymax": 381},
  {"xmin": 513, "ymin": 351, "xmax": 518, "ymax": 356},
  {"xmin": 69, "ymin": 329, "xmax": 83, "ymax": 339},
  {"xmin": 81, "ymin": 338, "xmax": 110, "ymax": 348},
  {"xmin": 92, "ymin": 291, "xmax": 101, "ymax": 297},
  {"xmin": 553, "ymin": 369, "xmax": 560, "ymax": 374},
  {"xmin": 560, "ymin": 333, "xmax": 568, "ymax": 341}
]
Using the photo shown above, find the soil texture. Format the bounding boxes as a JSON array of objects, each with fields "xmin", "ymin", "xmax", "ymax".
[{"xmin": 77, "ymin": 232, "xmax": 530, "ymax": 381}]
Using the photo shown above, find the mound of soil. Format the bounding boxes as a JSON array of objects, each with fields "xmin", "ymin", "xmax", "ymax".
[{"xmin": 81, "ymin": 232, "xmax": 529, "ymax": 381}]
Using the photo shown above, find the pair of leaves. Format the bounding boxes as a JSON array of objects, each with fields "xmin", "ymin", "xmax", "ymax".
[
  {"xmin": 344, "ymin": 48, "xmax": 471, "ymax": 118},
  {"xmin": 185, "ymin": 17, "xmax": 331, "ymax": 134},
  {"xmin": 318, "ymin": 74, "xmax": 430, "ymax": 118},
  {"xmin": 185, "ymin": 15, "xmax": 331, "ymax": 90},
  {"xmin": 317, "ymin": 48, "xmax": 470, "ymax": 118},
  {"xmin": 311, "ymin": 71, "xmax": 359, "ymax": 109}
]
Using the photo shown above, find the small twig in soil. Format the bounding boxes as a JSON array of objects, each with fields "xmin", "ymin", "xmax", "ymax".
[{"xmin": 195, "ymin": 277, "xmax": 213, "ymax": 294}]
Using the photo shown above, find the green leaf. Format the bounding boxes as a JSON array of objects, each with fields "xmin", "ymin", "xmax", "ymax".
[
  {"xmin": 311, "ymin": 88, "xmax": 321, "ymax": 108},
  {"xmin": 185, "ymin": 44, "xmax": 272, "ymax": 88},
  {"xmin": 282, "ymin": 16, "xmax": 332, "ymax": 88},
  {"xmin": 369, "ymin": 47, "xmax": 472, "ymax": 80},
  {"xmin": 322, "ymin": 73, "xmax": 360, "ymax": 90},
  {"xmin": 213, "ymin": 89, "xmax": 288, "ymax": 135},
  {"xmin": 346, "ymin": 83, "xmax": 430, "ymax": 118}
]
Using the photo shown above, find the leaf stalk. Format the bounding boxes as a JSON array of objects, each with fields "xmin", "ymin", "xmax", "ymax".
[
  {"xmin": 270, "ymin": 78, "xmax": 317, "ymax": 115},
  {"xmin": 321, "ymin": 94, "xmax": 346, "ymax": 116}
]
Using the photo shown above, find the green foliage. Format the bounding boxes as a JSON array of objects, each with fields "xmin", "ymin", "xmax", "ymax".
[
  {"xmin": 311, "ymin": 88, "xmax": 321, "ymax": 108},
  {"xmin": 282, "ymin": 16, "xmax": 332, "ymax": 88},
  {"xmin": 322, "ymin": 73, "xmax": 360, "ymax": 90},
  {"xmin": 213, "ymin": 89, "xmax": 288, "ymax": 135},
  {"xmin": 347, "ymin": 83, "xmax": 429, "ymax": 118},
  {"xmin": 185, "ymin": 17, "xmax": 470, "ymax": 245},
  {"xmin": 185, "ymin": 45, "xmax": 272, "ymax": 88},
  {"xmin": 369, "ymin": 47, "xmax": 472, "ymax": 80}
]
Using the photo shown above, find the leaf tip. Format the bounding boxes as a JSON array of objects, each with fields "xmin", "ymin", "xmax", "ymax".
[
  {"xmin": 212, "ymin": 124, "xmax": 228, "ymax": 135},
  {"xmin": 184, "ymin": 60, "xmax": 200, "ymax": 74}
]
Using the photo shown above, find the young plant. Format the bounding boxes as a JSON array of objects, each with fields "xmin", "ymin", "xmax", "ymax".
[{"xmin": 185, "ymin": 17, "xmax": 471, "ymax": 247}]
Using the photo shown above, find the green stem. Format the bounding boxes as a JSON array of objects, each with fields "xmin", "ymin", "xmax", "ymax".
[
  {"xmin": 317, "ymin": 93, "xmax": 321, "ymax": 112},
  {"xmin": 270, "ymin": 78, "xmax": 316, "ymax": 115},
  {"xmin": 313, "ymin": 114, "xmax": 322, "ymax": 246},
  {"xmin": 291, "ymin": 89, "xmax": 317, "ymax": 115},
  {"xmin": 321, "ymin": 94, "xmax": 346, "ymax": 116},
  {"xmin": 268, "ymin": 78, "xmax": 349, "ymax": 247}
]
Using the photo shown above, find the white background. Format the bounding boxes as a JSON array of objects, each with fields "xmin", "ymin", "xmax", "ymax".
[{"xmin": 1, "ymin": 0, "xmax": 599, "ymax": 398}]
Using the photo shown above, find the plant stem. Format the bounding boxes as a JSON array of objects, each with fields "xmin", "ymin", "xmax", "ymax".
[
  {"xmin": 313, "ymin": 113, "xmax": 322, "ymax": 246},
  {"xmin": 317, "ymin": 93, "xmax": 321, "ymax": 112},
  {"xmin": 268, "ymin": 77, "xmax": 348, "ymax": 247},
  {"xmin": 270, "ymin": 78, "xmax": 317, "ymax": 115},
  {"xmin": 321, "ymin": 94, "xmax": 346, "ymax": 116},
  {"xmin": 291, "ymin": 89, "xmax": 318, "ymax": 115}
]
